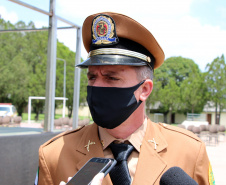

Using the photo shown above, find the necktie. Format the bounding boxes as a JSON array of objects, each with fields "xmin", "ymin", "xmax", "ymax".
[{"xmin": 109, "ymin": 143, "xmax": 134, "ymax": 185}]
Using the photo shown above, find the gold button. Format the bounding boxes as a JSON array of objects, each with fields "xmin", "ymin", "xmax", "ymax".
[{"xmin": 146, "ymin": 56, "xmax": 151, "ymax": 63}]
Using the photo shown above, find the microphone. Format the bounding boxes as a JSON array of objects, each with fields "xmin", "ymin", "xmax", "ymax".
[{"xmin": 160, "ymin": 167, "xmax": 198, "ymax": 185}]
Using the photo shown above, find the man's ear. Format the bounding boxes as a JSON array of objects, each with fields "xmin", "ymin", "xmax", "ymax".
[{"xmin": 139, "ymin": 79, "xmax": 153, "ymax": 101}]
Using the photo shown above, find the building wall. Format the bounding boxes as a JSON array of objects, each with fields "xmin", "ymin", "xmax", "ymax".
[
  {"xmin": 175, "ymin": 114, "xmax": 187, "ymax": 124},
  {"xmin": 148, "ymin": 113, "xmax": 186, "ymax": 124},
  {"xmin": 78, "ymin": 106, "xmax": 91, "ymax": 117},
  {"xmin": 149, "ymin": 113, "xmax": 164, "ymax": 123},
  {"xmin": 204, "ymin": 112, "xmax": 226, "ymax": 126},
  {"xmin": 220, "ymin": 113, "xmax": 226, "ymax": 126},
  {"xmin": 55, "ymin": 106, "xmax": 91, "ymax": 117}
]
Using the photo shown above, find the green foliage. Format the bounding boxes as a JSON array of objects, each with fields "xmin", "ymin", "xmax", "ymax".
[
  {"xmin": 0, "ymin": 19, "xmax": 31, "ymax": 115},
  {"xmin": 154, "ymin": 56, "xmax": 200, "ymax": 87},
  {"xmin": 22, "ymin": 113, "xmax": 64, "ymax": 121},
  {"xmin": 26, "ymin": 31, "xmax": 48, "ymax": 120},
  {"xmin": 148, "ymin": 56, "xmax": 208, "ymax": 123},
  {"xmin": 0, "ymin": 18, "xmax": 85, "ymax": 119},
  {"xmin": 56, "ymin": 42, "xmax": 76, "ymax": 117},
  {"xmin": 79, "ymin": 68, "xmax": 88, "ymax": 105},
  {"xmin": 56, "ymin": 42, "xmax": 86, "ymax": 118},
  {"xmin": 159, "ymin": 78, "xmax": 180, "ymax": 112},
  {"xmin": 205, "ymin": 55, "xmax": 226, "ymax": 124},
  {"xmin": 180, "ymin": 67, "xmax": 207, "ymax": 114}
]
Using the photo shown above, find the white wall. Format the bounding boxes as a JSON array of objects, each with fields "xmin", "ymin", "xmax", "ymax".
[
  {"xmin": 205, "ymin": 112, "xmax": 226, "ymax": 126},
  {"xmin": 148, "ymin": 113, "xmax": 186, "ymax": 124}
]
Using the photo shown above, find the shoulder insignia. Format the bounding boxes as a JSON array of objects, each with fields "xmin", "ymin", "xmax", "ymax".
[
  {"xmin": 209, "ymin": 163, "xmax": 215, "ymax": 185},
  {"xmin": 42, "ymin": 126, "xmax": 86, "ymax": 147},
  {"xmin": 159, "ymin": 123, "xmax": 201, "ymax": 142}
]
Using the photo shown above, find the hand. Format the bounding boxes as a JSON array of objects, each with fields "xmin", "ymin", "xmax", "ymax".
[
  {"xmin": 59, "ymin": 177, "xmax": 71, "ymax": 185},
  {"xmin": 59, "ymin": 173, "xmax": 104, "ymax": 185},
  {"xmin": 90, "ymin": 173, "xmax": 104, "ymax": 185}
]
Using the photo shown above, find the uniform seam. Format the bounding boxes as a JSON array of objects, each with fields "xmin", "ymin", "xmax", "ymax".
[
  {"xmin": 159, "ymin": 123, "xmax": 201, "ymax": 142},
  {"xmin": 110, "ymin": 12, "xmax": 163, "ymax": 50},
  {"xmin": 38, "ymin": 126, "xmax": 85, "ymax": 184},
  {"xmin": 193, "ymin": 141, "xmax": 203, "ymax": 180},
  {"xmin": 89, "ymin": 12, "xmax": 164, "ymax": 55},
  {"xmin": 40, "ymin": 146, "xmax": 54, "ymax": 185},
  {"xmin": 42, "ymin": 126, "xmax": 85, "ymax": 147}
]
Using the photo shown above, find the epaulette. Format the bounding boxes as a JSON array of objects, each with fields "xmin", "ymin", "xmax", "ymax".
[
  {"xmin": 41, "ymin": 125, "xmax": 86, "ymax": 147},
  {"xmin": 158, "ymin": 122, "xmax": 201, "ymax": 142}
]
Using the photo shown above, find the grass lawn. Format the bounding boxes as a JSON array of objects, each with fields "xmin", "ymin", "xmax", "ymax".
[
  {"xmin": 22, "ymin": 113, "xmax": 91, "ymax": 122},
  {"xmin": 22, "ymin": 113, "xmax": 62, "ymax": 121}
]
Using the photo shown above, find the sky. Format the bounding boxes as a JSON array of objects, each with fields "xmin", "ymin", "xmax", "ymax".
[{"xmin": 0, "ymin": 0, "xmax": 226, "ymax": 72}]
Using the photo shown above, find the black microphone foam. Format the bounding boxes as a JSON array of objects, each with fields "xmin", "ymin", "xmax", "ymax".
[{"xmin": 160, "ymin": 167, "xmax": 198, "ymax": 185}]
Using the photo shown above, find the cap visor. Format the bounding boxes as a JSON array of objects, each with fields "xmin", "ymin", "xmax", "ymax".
[{"xmin": 76, "ymin": 55, "xmax": 147, "ymax": 68}]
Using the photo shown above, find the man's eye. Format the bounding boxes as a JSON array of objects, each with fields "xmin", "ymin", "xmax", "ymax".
[
  {"xmin": 88, "ymin": 76, "xmax": 96, "ymax": 81},
  {"xmin": 108, "ymin": 77, "xmax": 119, "ymax": 81}
]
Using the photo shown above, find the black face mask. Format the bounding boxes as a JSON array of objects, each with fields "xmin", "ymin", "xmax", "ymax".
[{"xmin": 86, "ymin": 81, "xmax": 144, "ymax": 129}]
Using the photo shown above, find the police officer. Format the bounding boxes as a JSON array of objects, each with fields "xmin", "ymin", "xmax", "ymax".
[{"xmin": 37, "ymin": 12, "xmax": 214, "ymax": 185}]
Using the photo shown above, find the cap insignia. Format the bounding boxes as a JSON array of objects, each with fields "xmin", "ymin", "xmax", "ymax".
[{"xmin": 92, "ymin": 14, "xmax": 119, "ymax": 46}]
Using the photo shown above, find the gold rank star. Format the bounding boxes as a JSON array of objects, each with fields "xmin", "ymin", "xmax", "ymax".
[{"xmin": 84, "ymin": 140, "xmax": 96, "ymax": 152}]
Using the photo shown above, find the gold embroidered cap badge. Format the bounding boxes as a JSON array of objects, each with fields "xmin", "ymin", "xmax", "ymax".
[{"xmin": 92, "ymin": 14, "xmax": 119, "ymax": 46}]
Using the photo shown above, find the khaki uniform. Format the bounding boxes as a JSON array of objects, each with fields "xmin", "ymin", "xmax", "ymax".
[{"xmin": 38, "ymin": 119, "xmax": 210, "ymax": 185}]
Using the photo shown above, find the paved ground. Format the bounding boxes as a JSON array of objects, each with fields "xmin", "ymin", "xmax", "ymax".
[
  {"xmin": 0, "ymin": 123, "xmax": 64, "ymax": 136},
  {"xmin": 0, "ymin": 127, "xmax": 43, "ymax": 136},
  {"xmin": 206, "ymin": 135, "xmax": 226, "ymax": 185}
]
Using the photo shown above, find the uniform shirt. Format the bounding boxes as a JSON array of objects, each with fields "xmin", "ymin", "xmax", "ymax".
[{"xmin": 98, "ymin": 118, "xmax": 147, "ymax": 182}]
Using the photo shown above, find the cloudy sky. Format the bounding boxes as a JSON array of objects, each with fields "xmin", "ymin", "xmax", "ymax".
[{"xmin": 0, "ymin": 0, "xmax": 226, "ymax": 71}]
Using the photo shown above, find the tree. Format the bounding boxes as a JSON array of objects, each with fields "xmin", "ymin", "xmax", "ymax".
[
  {"xmin": 7, "ymin": 54, "xmax": 30, "ymax": 116},
  {"xmin": 180, "ymin": 65, "xmax": 208, "ymax": 114},
  {"xmin": 0, "ymin": 19, "xmax": 17, "ymax": 103},
  {"xmin": 56, "ymin": 42, "xmax": 75, "ymax": 117},
  {"xmin": 25, "ymin": 30, "xmax": 48, "ymax": 120},
  {"xmin": 56, "ymin": 42, "xmax": 85, "ymax": 118},
  {"xmin": 205, "ymin": 55, "xmax": 226, "ymax": 124},
  {"xmin": 0, "ymin": 17, "xmax": 88, "ymax": 120},
  {"xmin": 159, "ymin": 78, "xmax": 180, "ymax": 124},
  {"xmin": 148, "ymin": 56, "xmax": 205, "ymax": 123},
  {"xmin": 0, "ymin": 19, "xmax": 30, "ymax": 116},
  {"xmin": 0, "ymin": 18, "xmax": 49, "ymax": 119}
]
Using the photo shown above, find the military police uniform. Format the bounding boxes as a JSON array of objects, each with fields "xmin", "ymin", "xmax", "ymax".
[
  {"xmin": 37, "ymin": 119, "xmax": 213, "ymax": 185},
  {"xmin": 36, "ymin": 12, "xmax": 214, "ymax": 185}
]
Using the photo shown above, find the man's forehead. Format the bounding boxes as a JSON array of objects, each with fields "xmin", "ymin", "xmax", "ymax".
[{"xmin": 87, "ymin": 65, "xmax": 134, "ymax": 74}]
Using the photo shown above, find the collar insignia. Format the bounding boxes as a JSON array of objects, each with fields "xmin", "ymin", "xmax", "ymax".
[
  {"xmin": 148, "ymin": 138, "xmax": 158, "ymax": 150},
  {"xmin": 101, "ymin": 140, "xmax": 104, "ymax": 147},
  {"xmin": 84, "ymin": 140, "xmax": 96, "ymax": 152},
  {"xmin": 92, "ymin": 14, "xmax": 119, "ymax": 46}
]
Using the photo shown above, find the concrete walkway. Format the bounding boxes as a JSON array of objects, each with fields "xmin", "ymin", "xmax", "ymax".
[
  {"xmin": 0, "ymin": 122, "xmax": 62, "ymax": 136},
  {"xmin": 206, "ymin": 135, "xmax": 226, "ymax": 185}
]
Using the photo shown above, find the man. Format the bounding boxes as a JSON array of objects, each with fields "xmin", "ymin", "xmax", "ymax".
[{"xmin": 37, "ymin": 12, "xmax": 214, "ymax": 185}]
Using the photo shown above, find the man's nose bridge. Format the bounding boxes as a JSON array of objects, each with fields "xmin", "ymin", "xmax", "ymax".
[
  {"xmin": 92, "ymin": 77, "xmax": 105, "ymax": 87},
  {"xmin": 92, "ymin": 69, "xmax": 109, "ymax": 87}
]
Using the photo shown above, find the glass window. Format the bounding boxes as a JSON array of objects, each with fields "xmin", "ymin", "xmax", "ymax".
[
  {"xmin": 0, "ymin": 107, "xmax": 10, "ymax": 112},
  {"xmin": 12, "ymin": 106, "xmax": 16, "ymax": 113}
]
